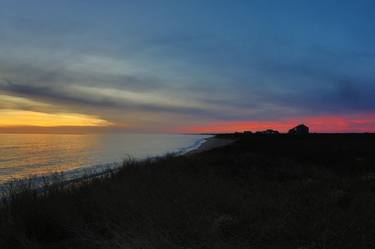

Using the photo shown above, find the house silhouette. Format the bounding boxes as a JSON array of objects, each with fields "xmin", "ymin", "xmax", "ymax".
[{"xmin": 288, "ymin": 124, "xmax": 309, "ymax": 135}]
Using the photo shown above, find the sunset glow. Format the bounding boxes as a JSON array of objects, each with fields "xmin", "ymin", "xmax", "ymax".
[
  {"xmin": 177, "ymin": 114, "xmax": 375, "ymax": 133},
  {"xmin": 0, "ymin": 1, "xmax": 374, "ymax": 133},
  {"xmin": 0, "ymin": 110, "xmax": 111, "ymax": 127}
]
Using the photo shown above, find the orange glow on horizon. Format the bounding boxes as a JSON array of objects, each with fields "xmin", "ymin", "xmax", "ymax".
[
  {"xmin": 177, "ymin": 114, "xmax": 375, "ymax": 133},
  {"xmin": 0, "ymin": 110, "xmax": 111, "ymax": 127}
]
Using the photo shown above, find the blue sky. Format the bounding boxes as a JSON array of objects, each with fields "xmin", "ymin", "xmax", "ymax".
[{"xmin": 0, "ymin": 0, "xmax": 375, "ymax": 132}]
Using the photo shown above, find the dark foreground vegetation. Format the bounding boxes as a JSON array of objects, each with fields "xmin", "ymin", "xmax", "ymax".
[{"xmin": 1, "ymin": 134, "xmax": 375, "ymax": 249}]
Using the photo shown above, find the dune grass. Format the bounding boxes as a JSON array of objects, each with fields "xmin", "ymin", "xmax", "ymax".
[{"xmin": 1, "ymin": 134, "xmax": 375, "ymax": 249}]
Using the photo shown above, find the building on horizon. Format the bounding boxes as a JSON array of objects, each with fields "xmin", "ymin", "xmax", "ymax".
[{"xmin": 288, "ymin": 124, "xmax": 309, "ymax": 135}]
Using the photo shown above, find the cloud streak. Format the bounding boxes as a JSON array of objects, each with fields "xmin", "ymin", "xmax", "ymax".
[{"xmin": 0, "ymin": 1, "xmax": 375, "ymax": 132}]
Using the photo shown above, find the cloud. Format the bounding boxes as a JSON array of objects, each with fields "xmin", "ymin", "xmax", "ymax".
[
  {"xmin": 246, "ymin": 45, "xmax": 375, "ymax": 115},
  {"xmin": 1, "ymin": 0, "xmax": 375, "ymax": 133},
  {"xmin": 0, "ymin": 94, "xmax": 50, "ymax": 111},
  {"xmin": 2, "ymin": 42, "xmax": 375, "ymax": 128},
  {"xmin": 0, "ymin": 80, "xmax": 221, "ymax": 118},
  {"xmin": 0, "ymin": 47, "xmax": 293, "ymax": 122}
]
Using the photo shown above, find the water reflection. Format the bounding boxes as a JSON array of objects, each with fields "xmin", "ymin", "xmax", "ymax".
[
  {"xmin": 0, "ymin": 133, "xmax": 207, "ymax": 183},
  {"xmin": 0, "ymin": 134, "xmax": 100, "ymax": 182}
]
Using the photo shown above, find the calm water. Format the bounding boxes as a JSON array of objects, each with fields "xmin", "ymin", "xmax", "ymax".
[{"xmin": 0, "ymin": 133, "xmax": 208, "ymax": 184}]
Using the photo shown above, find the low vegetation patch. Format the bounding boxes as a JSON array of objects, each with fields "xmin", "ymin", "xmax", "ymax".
[{"xmin": 1, "ymin": 134, "xmax": 375, "ymax": 249}]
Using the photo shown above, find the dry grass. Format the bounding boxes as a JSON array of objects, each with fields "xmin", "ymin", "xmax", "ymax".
[{"xmin": 1, "ymin": 134, "xmax": 375, "ymax": 249}]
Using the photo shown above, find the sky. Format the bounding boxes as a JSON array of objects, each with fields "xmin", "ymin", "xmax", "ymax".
[{"xmin": 0, "ymin": 0, "xmax": 375, "ymax": 133}]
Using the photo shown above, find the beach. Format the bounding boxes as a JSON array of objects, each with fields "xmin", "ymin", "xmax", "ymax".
[{"xmin": 185, "ymin": 137, "xmax": 235, "ymax": 155}]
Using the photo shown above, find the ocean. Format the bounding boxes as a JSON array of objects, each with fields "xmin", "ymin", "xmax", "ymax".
[{"xmin": 0, "ymin": 133, "xmax": 209, "ymax": 185}]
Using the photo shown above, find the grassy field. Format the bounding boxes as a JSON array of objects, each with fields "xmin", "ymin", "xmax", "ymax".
[{"xmin": 1, "ymin": 134, "xmax": 375, "ymax": 249}]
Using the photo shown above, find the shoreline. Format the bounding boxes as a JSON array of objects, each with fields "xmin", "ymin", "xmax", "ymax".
[
  {"xmin": 0, "ymin": 136, "xmax": 234, "ymax": 195},
  {"xmin": 2, "ymin": 134, "xmax": 375, "ymax": 248},
  {"xmin": 184, "ymin": 137, "xmax": 235, "ymax": 155}
]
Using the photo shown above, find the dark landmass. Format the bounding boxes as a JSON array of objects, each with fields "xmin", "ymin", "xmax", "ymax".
[{"xmin": 1, "ymin": 133, "xmax": 375, "ymax": 249}]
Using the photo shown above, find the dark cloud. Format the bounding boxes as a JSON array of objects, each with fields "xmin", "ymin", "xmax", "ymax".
[
  {"xmin": 0, "ymin": 58, "xmax": 164, "ymax": 93},
  {"xmin": 245, "ymin": 45, "xmax": 375, "ymax": 115},
  {"xmin": 0, "ymin": 80, "xmax": 225, "ymax": 118},
  {"xmin": 1, "ymin": 0, "xmax": 375, "ymax": 130}
]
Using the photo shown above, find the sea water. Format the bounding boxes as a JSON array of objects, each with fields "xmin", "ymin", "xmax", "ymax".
[{"xmin": 0, "ymin": 133, "xmax": 210, "ymax": 185}]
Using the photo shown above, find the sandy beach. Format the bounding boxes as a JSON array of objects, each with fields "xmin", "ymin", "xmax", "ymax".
[{"xmin": 186, "ymin": 137, "xmax": 235, "ymax": 155}]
